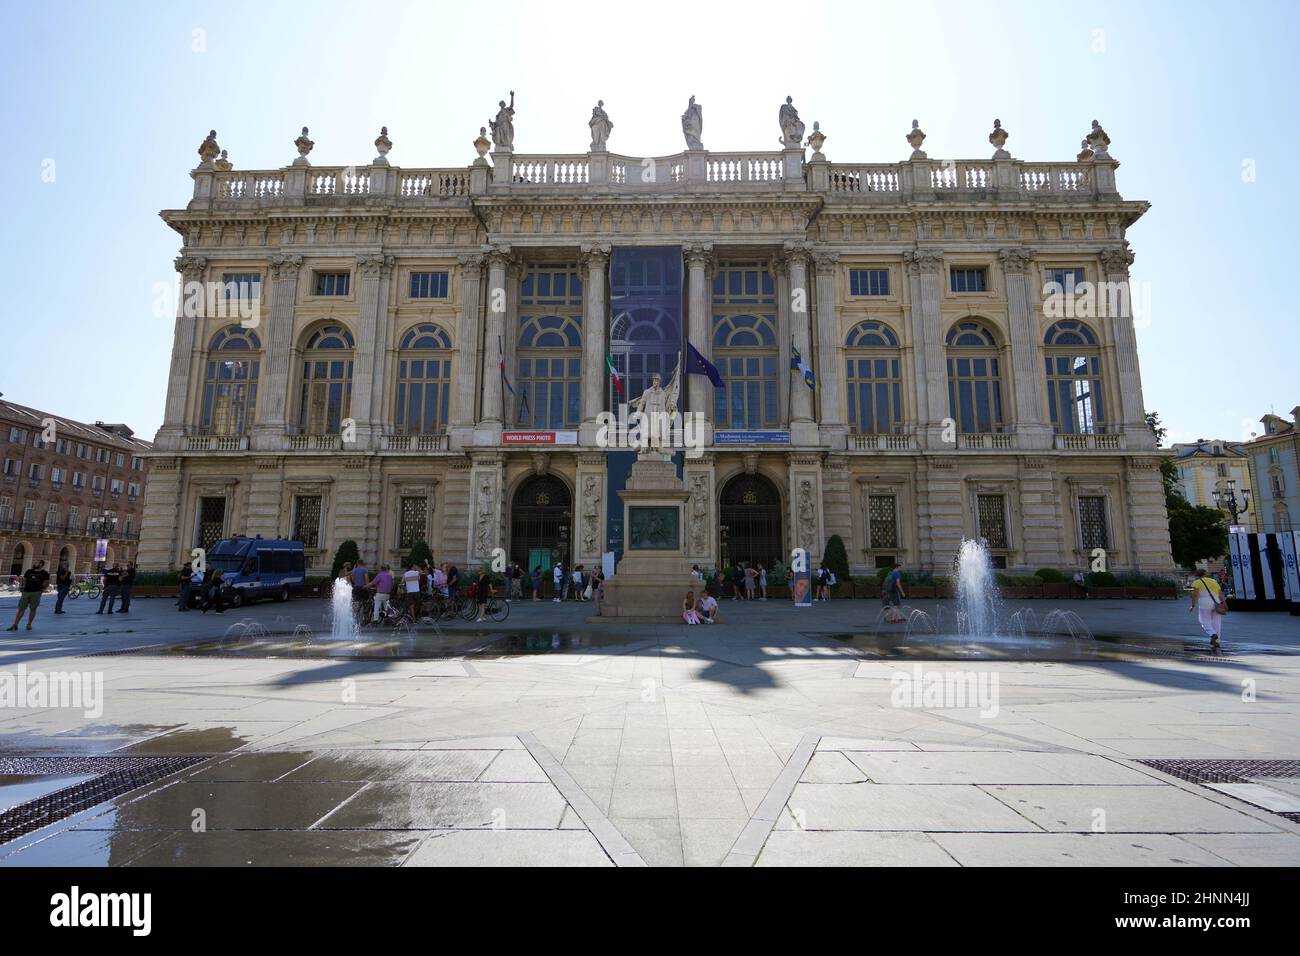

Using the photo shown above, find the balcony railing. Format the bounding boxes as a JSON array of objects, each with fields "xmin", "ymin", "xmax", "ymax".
[
  {"xmin": 185, "ymin": 434, "xmax": 250, "ymax": 452},
  {"xmin": 383, "ymin": 433, "xmax": 449, "ymax": 452},
  {"xmin": 1054, "ymin": 433, "xmax": 1124, "ymax": 451},
  {"xmin": 289, "ymin": 434, "xmax": 341, "ymax": 451},
  {"xmin": 0, "ymin": 518, "xmax": 139, "ymax": 541},
  {"xmin": 960, "ymin": 433, "xmax": 1016, "ymax": 450},
  {"xmin": 849, "ymin": 433, "xmax": 914, "ymax": 451}
]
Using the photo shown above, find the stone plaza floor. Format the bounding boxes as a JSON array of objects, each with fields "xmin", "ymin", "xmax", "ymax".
[{"xmin": 1, "ymin": 592, "xmax": 1298, "ymax": 867}]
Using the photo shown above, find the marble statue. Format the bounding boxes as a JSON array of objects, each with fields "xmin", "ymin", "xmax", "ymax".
[
  {"xmin": 689, "ymin": 475, "xmax": 709, "ymax": 555},
  {"xmin": 628, "ymin": 359, "xmax": 681, "ymax": 453},
  {"xmin": 581, "ymin": 475, "xmax": 602, "ymax": 554},
  {"xmin": 797, "ymin": 479, "xmax": 817, "ymax": 546},
  {"xmin": 681, "ymin": 95, "xmax": 703, "ymax": 150},
  {"xmin": 475, "ymin": 476, "xmax": 496, "ymax": 555},
  {"xmin": 489, "ymin": 91, "xmax": 515, "ymax": 150},
  {"xmin": 779, "ymin": 96, "xmax": 805, "ymax": 148},
  {"xmin": 589, "ymin": 100, "xmax": 613, "ymax": 150}
]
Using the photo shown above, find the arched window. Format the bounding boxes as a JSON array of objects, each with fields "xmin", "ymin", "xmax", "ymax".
[
  {"xmin": 299, "ymin": 324, "xmax": 354, "ymax": 434},
  {"xmin": 713, "ymin": 314, "xmax": 778, "ymax": 428},
  {"xmin": 845, "ymin": 321, "xmax": 902, "ymax": 434},
  {"xmin": 1043, "ymin": 320, "xmax": 1104, "ymax": 434},
  {"xmin": 945, "ymin": 321, "xmax": 1004, "ymax": 433},
  {"xmin": 609, "ymin": 249, "xmax": 683, "ymax": 411},
  {"xmin": 200, "ymin": 327, "xmax": 261, "ymax": 435},
  {"xmin": 395, "ymin": 324, "xmax": 452, "ymax": 435},
  {"xmin": 517, "ymin": 314, "xmax": 583, "ymax": 428}
]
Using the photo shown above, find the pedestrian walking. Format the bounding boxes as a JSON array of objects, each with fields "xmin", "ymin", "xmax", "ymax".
[
  {"xmin": 96, "ymin": 562, "xmax": 122, "ymax": 614},
  {"xmin": 7, "ymin": 560, "xmax": 49, "ymax": 631},
  {"xmin": 882, "ymin": 563, "xmax": 907, "ymax": 623},
  {"xmin": 119, "ymin": 561, "xmax": 136, "ymax": 613},
  {"xmin": 178, "ymin": 562, "xmax": 193, "ymax": 611},
  {"xmin": 553, "ymin": 561, "xmax": 565, "ymax": 603},
  {"xmin": 1190, "ymin": 572, "xmax": 1227, "ymax": 649},
  {"xmin": 54, "ymin": 563, "xmax": 72, "ymax": 614}
]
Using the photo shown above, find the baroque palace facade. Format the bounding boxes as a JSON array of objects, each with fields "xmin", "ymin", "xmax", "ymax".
[{"xmin": 138, "ymin": 100, "xmax": 1174, "ymax": 576}]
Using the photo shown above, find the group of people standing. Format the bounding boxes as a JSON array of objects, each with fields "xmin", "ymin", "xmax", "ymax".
[
  {"xmin": 7, "ymin": 560, "xmax": 139, "ymax": 632},
  {"xmin": 176, "ymin": 562, "xmax": 228, "ymax": 613}
]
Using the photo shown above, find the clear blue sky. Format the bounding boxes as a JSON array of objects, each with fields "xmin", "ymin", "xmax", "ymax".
[{"xmin": 1, "ymin": 0, "xmax": 1295, "ymax": 446}]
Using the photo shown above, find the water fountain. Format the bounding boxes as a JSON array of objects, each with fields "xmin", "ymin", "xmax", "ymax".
[
  {"xmin": 954, "ymin": 538, "xmax": 1002, "ymax": 640},
  {"xmin": 328, "ymin": 578, "xmax": 359, "ymax": 641}
]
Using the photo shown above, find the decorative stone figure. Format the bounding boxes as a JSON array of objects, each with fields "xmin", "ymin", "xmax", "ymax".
[
  {"xmin": 906, "ymin": 119, "xmax": 928, "ymax": 160},
  {"xmin": 628, "ymin": 361, "xmax": 682, "ymax": 454},
  {"xmin": 778, "ymin": 96, "xmax": 805, "ymax": 148},
  {"xmin": 797, "ymin": 479, "xmax": 817, "ymax": 548},
  {"xmin": 689, "ymin": 475, "xmax": 709, "ymax": 555},
  {"xmin": 988, "ymin": 119, "xmax": 1010, "ymax": 159},
  {"xmin": 489, "ymin": 91, "xmax": 515, "ymax": 150},
  {"xmin": 293, "ymin": 126, "xmax": 314, "ymax": 166},
  {"xmin": 373, "ymin": 126, "xmax": 392, "ymax": 165},
  {"xmin": 214, "ymin": 149, "xmax": 233, "ymax": 172},
  {"xmin": 1077, "ymin": 138, "xmax": 1094, "ymax": 162},
  {"xmin": 806, "ymin": 121, "xmax": 826, "ymax": 160},
  {"xmin": 1086, "ymin": 119, "xmax": 1111, "ymax": 159},
  {"xmin": 589, "ymin": 100, "xmax": 613, "ymax": 150},
  {"xmin": 475, "ymin": 477, "xmax": 496, "ymax": 556},
  {"xmin": 197, "ymin": 130, "xmax": 220, "ymax": 168},
  {"xmin": 581, "ymin": 476, "xmax": 602, "ymax": 554},
  {"xmin": 681, "ymin": 95, "xmax": 703, "ymax": 150}
]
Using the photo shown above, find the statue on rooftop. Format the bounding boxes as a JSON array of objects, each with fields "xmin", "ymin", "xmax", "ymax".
[
  {"xmin": 681, "ymin": 95, "xmax": 703, "ymax": 151},
  {"xmin": 779, "ymin": 96, "xmax": 805, "ymax": 148},
  {"xmin": 490, "ymin": 91, "xmax": 515, "ymax": 150},
  {"xmin": 589, "ymin": 100, "xmax": 613, "ymax": 150}
]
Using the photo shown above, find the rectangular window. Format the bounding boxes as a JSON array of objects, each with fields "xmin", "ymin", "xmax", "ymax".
[
  {"xmin": 950, "ymin": 268, "xmax": 988, "ymax": 293},
  {"xmin": 8, "ymin": 428, "xmax": 27, "ymax": 444},
  {"xmin": 127, "ymin": 482, "xmax": 140, "ymax": 498},
  {"xmin": 92, "ymin": 475, "xmax": 105, "ymax": 492},
  {"xmin": 77, "ymin": 443, "xmax": 89, "ymax": 459},
  {"xmin": 131, "ymin": 456, "xmax": 144, "ymax": 470},
  {"xmin": 56, "ymin": 438, "xmax": 68, "ymax": 454},
  {"xmin": 314, "ymin": 272, "xmax": 350, "ymax": 296},
  {"xmin": 51, "ymin": 467, "xmax": 64, "ymax": 485},
  {"xmin": 867, "ymin": 495, "xmax": 899, "ymax": 550},
  {"xmin": 196, "ymin": 496, "xmax": 226, "ymax": 550},
  {"xmin": 27, "ymin": 463, "xmax": 42, "ymax": 481},
  {"xmin": 95, "ymin": 447, "xmax": 108, "ymax": 463},
  {"xmin": 976, "ymin": 494, "xmax": 1009, "ymax": 549},
  {"xmin": 72, "ymin": 471, "xmax": 84, "ymax": 488},
  {"xmin": 44, "ymin": 504, "xmax": 58, "ymax": 531},
  {"xmin": 2, "ymin": 459, "xmax": 17, "ymax": 478},
  {"xmin": 849, "ymin": 269, "xmax": 890, "ymax": 296},
  {"xmin": 291, "ymin": 495, "xmax": 322, "ymax": 549},
  {"xmin": 110, "ymin": 478, "xmax": 124, "ymax": 495},
  {"xmin": 222, "ymin": 272, "xmax": 262, "ymax": 300},
  {"xmin": 409, "ymin": 271, "xmax": 450, "ymax": 298},
  {"xmin": 1044, "ymin": 267, "xmax": 1085, "ymax": 292},
  {"xmin": 0, "ymin": 497, "xmax": 12, "ymax": 522},
  {"xmin": 1079, "ymin": 496, "xmax": 1110, "ymax": 550},
  {"xmin": 398, "ymin": 497, "xmax": 428, "ymax": 550},
  {"xmin": 115, "ymin": 452, "xmax": 125, "ymax": 467}
]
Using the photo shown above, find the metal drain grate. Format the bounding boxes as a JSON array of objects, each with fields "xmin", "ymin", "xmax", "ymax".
[
  {"xmin": 1137, "ymin": 758, "xmax": 1300, "ymax": 786},
  {"xmin": 0, "ymin": 755, "xmax": 208, "ymax": 844}
]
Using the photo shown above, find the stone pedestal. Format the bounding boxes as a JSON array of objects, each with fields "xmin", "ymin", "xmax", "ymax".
[{"xmin": 599, "ymin": 455, "xmax": 695, "ymax": 621}]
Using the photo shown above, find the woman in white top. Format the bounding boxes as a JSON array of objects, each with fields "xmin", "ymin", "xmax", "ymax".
[{"xmin": 1189, "ymin": 574, "xmax": 1226, "ymax": 648}]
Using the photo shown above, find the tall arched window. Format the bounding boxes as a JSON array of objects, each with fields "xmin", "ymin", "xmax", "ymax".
[
  {"xmin": 845, "ymin": 321, "xmax": 902, "ymax": 434},
  {"xmin": 945, "ymin": 321, "xmax": 1004, "ymax": 433},
  {"xmin": 1043, "ymin": 320, "xmax": 1104, "ymax": 434},
  {"xmin": 517, "ymin": 264, "xmax": 583, "ymax": 428},
  {"xmin": 609, "ymin": 249, "xmax": 682, "ymax": 409},
  {"xmin": 200, "ymin": 327, "xmax": 260, "ymax": 435},
  {"xmin": 713, "ymin": 314, "xmax": 778, "ymax": 428},
  {"xmin": 395, "ymin": 324, "xmax": 452, "ymax": 435},
  {"xmin": 299, "ymin": 325, "xmax": 354, "ymax": 434}
]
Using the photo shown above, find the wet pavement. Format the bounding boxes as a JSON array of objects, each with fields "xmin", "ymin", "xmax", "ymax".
[{"xmin": 2, "ymin": 596, "xmax": 1299, "ymax": 866}]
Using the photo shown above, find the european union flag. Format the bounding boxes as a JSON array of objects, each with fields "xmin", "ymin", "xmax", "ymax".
[{"xmin": 686, "ymin": 342, "xmax": 724, "ymax": 388}]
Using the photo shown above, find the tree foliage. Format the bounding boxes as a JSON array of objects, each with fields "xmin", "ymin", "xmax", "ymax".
[
  {"xmin": 1167, "ymin": 496, "xmax": 1229, "ymax": 569},
  {"xmin": 330, "ymin": 540, "xmax": 360, "ymax": 579},
  {"xmin": 823, "ymin": 534, "xmax": 851, "ymax": 584}
]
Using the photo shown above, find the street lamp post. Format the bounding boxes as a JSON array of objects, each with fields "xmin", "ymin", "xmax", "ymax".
[{"xmin": 1212, "ymin": 479, "xmax": 1251, "ymax": 529}]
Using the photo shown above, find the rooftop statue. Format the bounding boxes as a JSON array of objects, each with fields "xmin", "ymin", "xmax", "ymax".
[
  {"xmin": 779, "ymin": 96, "xmax": 805, "ymax": 148},
  {"xmin": 681, "ymin": 95, "xmax": 703, "ymax": 151},
  {"xmin": 489, "ymin": 91, "xmax": 516, "ymax": 150},
  {"xmin": 589, "ymin": 100, "xmax": 613, "ymax": 150}
]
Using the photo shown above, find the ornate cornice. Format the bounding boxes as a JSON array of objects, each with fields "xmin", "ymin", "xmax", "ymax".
[
  {"xmin": 997, "ymin": 247, "xmax": 1036, "ymax": 273},
  {"xmin": 579, "ymin": 242, "xmax": 612, "ymax": 269}
]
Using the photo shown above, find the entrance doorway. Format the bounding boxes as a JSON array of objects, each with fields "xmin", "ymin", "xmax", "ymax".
[
  {"xmin": 719, "ymin": 473, "xmax": 783, "ymax": 570},
  {"xmin": 510, "ymin": 474, "xmax": 572, "ymax": 576},
  {"xmin": 8, "ymin": 543, "xmax": 25, "ymax": 576}
]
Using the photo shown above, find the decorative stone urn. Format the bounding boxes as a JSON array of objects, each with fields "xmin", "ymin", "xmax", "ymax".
[
  {"xmin": 989, "ymin": 119, "xmax": 1010, "ymax": 159},
  {"xmin": 293, "ymin": 126, "xmax": 314, "ymax": 166},
  {"xmin": 473, "ymin": 127, "xmax": 491, "ymax": 165},
  {"xmin": 1086, "ymin": 119, "xmax": 1111, "ymax": 159},
  {"xmin": 197, "ymin": 130, "xmax": 220, "ymax": 169},
  {"xmin": 373, "ymin": 126, "xmax": 392, "ymax": 165},
  {"xmin": 806, "ymin": 121, "xmax": 826, "ymax": 161},
  {"xmin": 598, "ymin": 454, "xmax": 696, "ymax": 621},
  {"xmin": 906, "ymin": 119, "xmax": 927, "ymax": 160}
]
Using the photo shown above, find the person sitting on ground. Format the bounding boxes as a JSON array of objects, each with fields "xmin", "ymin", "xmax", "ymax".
[
  {"xmin": 698, "ymin": 591, "xmax": 719, "ymax": 624},
  {"xmin": 683, "ymin": 590, "xmax": 701, "ymax": 625}
]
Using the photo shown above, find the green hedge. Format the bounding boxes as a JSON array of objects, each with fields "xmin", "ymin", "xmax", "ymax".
[
  {"xmin": 1085, "ymin": 571, "xmax": 1119, "ymax": 587},
  {"xmin": 132, "ymin": 570, "xmax": 179, "ymax": 586},
  {"xmin": 1115, "ymin": 572, "xmax": 1178, "ymax": 589},
  {"xmin": 1034, "ymin": 568, "xmax": 1067, "ymax": 583}
]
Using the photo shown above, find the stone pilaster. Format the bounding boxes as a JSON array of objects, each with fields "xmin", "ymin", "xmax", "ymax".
[
  {"xmin": 136, "ymin": 456, "xmax": 185, "ymax": 570},
  {"xmin": 156, "ymin": 255, "xmax": 207, "ymax": 449},
  {"xmin": 580, "ymin": 243, "xmax": 611, "ymax": 427},
  {"xmin": 575, "ymin": 452, "xmax": 609, "ymax": 564},
  {"xmin": 1123, "ymin": 456, "xmax": 1175, "ymax": 571},
  {"xmin": 350, "ymin": 253, "xmax": 395, "ymax": 449},
  {"xmin": 683, "ymin": 452, "xmax": 716, "ymax": 565},
  {"xmin": 781, "ymin": 242, "xmax": 816, "ymax": 444},
  {"xmin": 440, "ymin": 459, "xmax": 474, "ymax": 564},
  {"xmin": 450, "ymin": 252, "xmax": 484, "ymax": 447},
  {"xmin": 999, "ymin": 248, "xmax": 1053, "ymax": 449},
  {"xmin": 468, "ymin": 453, "xmax": 505, "ymax": 563},
  {"xmin": 479, "ymin": 245, "xmax": 512, "ymax": 435},
  {"xmin": 252, "ymin": 254, "xmax": 302, "ymax": 449},
  {"xmin": 904, "ymin": 250, "xmax": 949, "ymax": 448},
  {"xmin": 685, "ymin": 243, "xmax": 715, "ymax": 427},
  {"xmin": 1099, "ymin": 245, "xmax": 1153, "ymax": 448},
  {"xmin": 787, "ymin": 452, "xmax": 824, "ymax": 561},
  {"xmin": 1019, "ymin": 457, "xmax": 1064, "ymax": 569},
  {"xmin": 916, "ymin": 456, "xmax": 964, "ymax": 574},
  {"xmin": 812, "ymin": 250, "xmax": 845, "ymax": 446},
  {"xmin": 332, "ymin": 456, "xmax": 382, "ymax": 566},
  {"xmin": 821, "ymin": 453, "xmax": 853, "ymax": 554},
  {"xmin": 244, "ymin": 457, "xmax": 286, "ymax": 539}
]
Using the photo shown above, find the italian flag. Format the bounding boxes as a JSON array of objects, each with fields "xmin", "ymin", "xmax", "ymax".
[{"xmin": 606, "ymin": 352, "xmax": 625, "ymax": 399}]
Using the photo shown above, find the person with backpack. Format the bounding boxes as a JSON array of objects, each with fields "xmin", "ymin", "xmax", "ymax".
[{"xmin": 1190, "ymin": 572, "xmax": 1227, "ymax": 649}]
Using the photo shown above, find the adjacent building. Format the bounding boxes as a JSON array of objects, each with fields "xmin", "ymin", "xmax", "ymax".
[
  {"xmin": 1171, "ymin": 439, "xmax": 1253, "ymax": 511},
  {"xmin": 1, "ymin": 400, "xmax": 151, "ymax": 574},
  {"xmin": 1245, "ymin": 408, "xmax": 1300, "ymax": 533},
  {"xmin": 138, "ymin": 102, "xmax": 1173, "ymax": 577}
]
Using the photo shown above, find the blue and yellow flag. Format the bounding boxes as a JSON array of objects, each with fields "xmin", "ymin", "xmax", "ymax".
[{"xmin": 790, "ymin": 338, "xmax": 816, "ymax": 390}]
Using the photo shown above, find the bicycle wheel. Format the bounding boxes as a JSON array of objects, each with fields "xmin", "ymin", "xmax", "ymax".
[
  {"xmin": 460, "ymin": 597, "xmax": 478, "ymax": 622},
  {"xmin": 488, "ymin": 596, "xmax": 510, "ymax": 623}
]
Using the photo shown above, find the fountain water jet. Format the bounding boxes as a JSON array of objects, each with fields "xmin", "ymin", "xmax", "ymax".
[
  {"xmin": 329, "ymin": 579, "xmax": 359, "ymax": 641},
  {"xmin": 953, "ymin": 538, "xmax": 1001, "ymax": 639}
]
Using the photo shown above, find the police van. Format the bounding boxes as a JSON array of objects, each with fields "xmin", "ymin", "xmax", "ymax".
[{"xmin": 205, "ymin": 536, "xmax": 307, "ymax": 607}]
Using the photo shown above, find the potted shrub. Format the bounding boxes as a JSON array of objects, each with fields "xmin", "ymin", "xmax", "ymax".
[{"xmin": 823, "ymin": 535, "xmax": 852, "ymax": 598}]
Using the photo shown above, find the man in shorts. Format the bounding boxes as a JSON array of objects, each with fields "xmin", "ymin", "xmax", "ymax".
[{"xmin": 8, "ymin": 560, "xmax": 50, "ymax": 632}]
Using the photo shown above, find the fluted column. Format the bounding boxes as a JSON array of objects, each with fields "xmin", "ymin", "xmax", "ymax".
[
  {"xmin": 351, "ymin": 254, "xmax": 394, "ymax": 449},
  {"xmin": 480, "ymin": 244, "xmax": 512, "ymax": 430},
  {"xmin": 782, "ymin": 242, "xmax": 815, "ymax": 442},
  {"xmin": 1000, "ymin": 248, "xmax": 1052, "ymax": 449},
  {"xmin": 156, "ymin": 255, "xmax": 207, "ymax": 449},
  {"xmin": 580, "ymin": 243, "xmax": 611, "ymax": 425},
  {"xmin": 812, "ymin": 250, "xmax": 844, "ymax": 443},
  {"xmin": 451, "ymin": 252, "xmax": 484, "ymax": 444},
  {"xmin": 251, "ymin": 254, "xmax": 302, "ymax": 450},
  {"xmin": 685, "ymin": 242, "xmax": 714, "ymax": 422},
  {"xmin": 1100, "ymin": 245, "xmax": 1153, "ymax": 448},
  {"xmin": 904, "ymin": 250, "xmax": 948, "ymax": 447}
]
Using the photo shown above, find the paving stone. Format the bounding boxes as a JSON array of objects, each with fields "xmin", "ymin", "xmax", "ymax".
[
  {"xmin": 757, "ymin": 831, "xmax": 958, "ymax": 867},
  {"xmin": 403, "ymin": 830, "xmax": 613, "ymax": 867},
  {"xmin": 316, "ymin": 782, "xmax": 567, "ymax": 830},
  {"xmin": 930, "ymin": 833, "xmax": 1231, "ymax": 867},
  {"xmin": 983, "ymin": 785, "xmax": 1280, "ymax": 833},
  {"xmin": 780, "ymin": 783, "xmax": 1039, "ymax": 832}
]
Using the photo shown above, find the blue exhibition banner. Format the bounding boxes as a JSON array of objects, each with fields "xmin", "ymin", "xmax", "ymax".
[
  {"xmin": 792, "ymin": 547, "xmax": 812, "ymax": 607},
  {"xmin": 713, "ymin": 430, "xmax": 791, "ymax": 445}
]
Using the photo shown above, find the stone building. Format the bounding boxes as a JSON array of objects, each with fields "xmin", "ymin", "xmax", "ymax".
[
  {"xmin": 1245, "ymin": 408, "xmax": 1300, "ymax": 533},
  {"xmin": 1, "ymin": 400, "xmax": 151, "ymax": 575},
  {"xmin": 138, "ymin": 103, "xmax": 1173, "ymax": 576}
]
